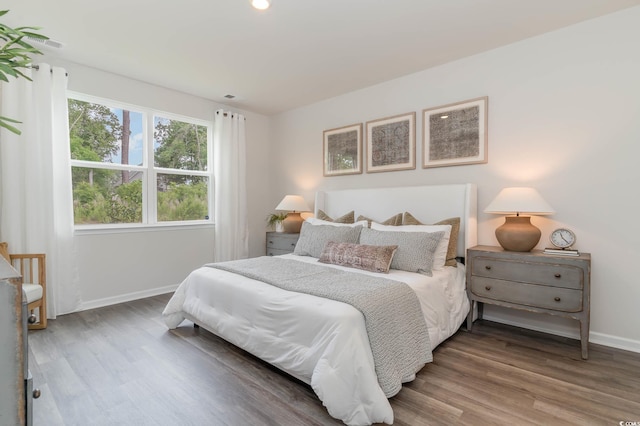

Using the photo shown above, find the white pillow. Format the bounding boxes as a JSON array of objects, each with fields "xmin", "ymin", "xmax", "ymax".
[
  {"xmin": 371, "ymin": 222, "xmax": 452, "ymax": 270},
  {"xmin": 306, "ymin": 217, "xmax": 369, "ymax": 227}
]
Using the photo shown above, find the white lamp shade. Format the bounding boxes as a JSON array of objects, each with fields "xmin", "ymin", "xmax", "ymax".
[
  {"xmin": 275, "ymin": 195, "xmax": 310, "ymax": 212},
  {"xmin": 484, "ymin": 187, "xmax": 554, "ymax": 215}
]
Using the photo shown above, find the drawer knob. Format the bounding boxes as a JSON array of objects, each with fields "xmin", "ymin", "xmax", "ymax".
[
  {"xmin": 554, "ymin": 297, "xmax": 561, "ymax": 302},
  {"xmin": 268, "ymin": 240, "xmax": 273, "ymax": 244},
  {"xmin": 485, "ymin": 265, "xmax": 492, "ymax": 270},
  {"xmin": 33, "ymin": 389, "xmax": 41, "ymax": 399},
  {"xmin": 554, "ymin": 273, "xmax": 562, "ymax": 278},
  {"xmin": 485, "ymin": 285, "xmax": 492, "ymax": 291}
]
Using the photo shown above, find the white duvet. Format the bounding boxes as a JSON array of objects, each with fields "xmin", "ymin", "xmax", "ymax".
[{"xmin": 163, "ymin": 254, "xmax": 469, "ymax": 425}]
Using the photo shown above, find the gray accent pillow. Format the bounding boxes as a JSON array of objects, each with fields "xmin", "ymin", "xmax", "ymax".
[
  {"xmin": 294, "ymin": 221, "xmax": 363, "ymax": 258},
  {"xmin": 359, "ymin": 227, "xmax": 444, "ymax": 276},
  {"xmin": 403, "ymin": 212, "xmax": 461, "ymax": 267},
  {"xmin": 319, "ymin": 242, "xmax": 398, "ymax": 273}
]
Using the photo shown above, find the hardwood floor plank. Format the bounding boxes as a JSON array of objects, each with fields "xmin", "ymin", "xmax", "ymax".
[
  {"xmin": 170, "ymin": 323, "xmax": 339, "ymax": 424},
  {"xmin": 444, "ymin": 332, "xmax": 640, "ymax": 416},
  {"xmin": 26, "ymin": 295, "xmax": 640, "ymax": 426},
  {"xmin": 389, "ymin": 386, "xmax": 463, "ymax": 425},
  {"xmin": 532, "ymin": 397, "xmax": 615, "ymax": 426},
  {"xmin": 414, "ymin": 366, "xmax": 549, "ymax": 425}
]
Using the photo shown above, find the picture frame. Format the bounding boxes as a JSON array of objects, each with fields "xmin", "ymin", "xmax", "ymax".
[
  {"xmin": 422, "ymin": 96, "xmax": 488, "ymax": 168},
  {"xmin": 365, "ymin": 112, "xmax": 416, "ymax": 173},
  {"xmin": 323, "ymin": 123, "xmax": 363, "ymax": 176}
]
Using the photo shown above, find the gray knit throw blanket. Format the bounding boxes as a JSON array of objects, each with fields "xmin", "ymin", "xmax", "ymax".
[{"xmin": 206, "ymin": 256, "xmax": 432, "ymax": 397}]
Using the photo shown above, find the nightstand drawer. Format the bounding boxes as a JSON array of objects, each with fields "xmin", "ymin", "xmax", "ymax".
[
  {"xmin": 470, "ymin": 277, "xmax": 583, "ymax": 312},
  {"xmin": 472, "ymin": 256, "xmax": 584, "ymax": 290},
  {"xmin": 266, "ymin": 233, "xmax": 298, "ymax": 251},
  {"xmin": 266, "ymin": 232, "xmax": 299, "ymax": 255},
  {"xmin": 267, "ymin": 248, "xmax": 292, "ymax": 256}
]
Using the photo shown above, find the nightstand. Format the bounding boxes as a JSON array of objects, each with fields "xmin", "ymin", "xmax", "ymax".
[
  {"xmin": 266, "ymin": 232, "xmax": 299, "ymax": 256},
  {"xmin": 466, "ymin": 245, "xmax": 591, "ymax": 359}
]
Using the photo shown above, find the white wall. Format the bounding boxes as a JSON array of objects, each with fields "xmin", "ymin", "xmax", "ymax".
[
  {"xmin": 269, "ymin": 8, "xmax": 640, "ymax": 352},
  {"xmin": 40, "ymin": 59, "xmax": 271, "ymax": 308}
]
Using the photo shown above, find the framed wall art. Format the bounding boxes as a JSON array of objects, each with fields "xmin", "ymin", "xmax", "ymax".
[
  {"xmin": 323, "ymin": 123, "xmax": 363, "ymax": 176},
  {"xmin": 365, "ymin": 112, "xmax": 415, "ymax": 173},
  {"xmin": 422, "ymin": 96, "xmax": 488, "ymax": 168}
]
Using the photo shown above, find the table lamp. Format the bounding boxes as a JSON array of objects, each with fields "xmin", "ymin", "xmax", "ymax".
[
  {"xmin": 275, "ymin": 195, "xmax": 310, "ymax": 233},
  {"xmin": 484, "ymin": 187, "xmax": 554, "ymax": 252}
]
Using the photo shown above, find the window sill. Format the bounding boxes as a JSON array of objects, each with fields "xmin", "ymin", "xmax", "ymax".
[{"xmin": 74, "ymin": 221, "xmax": 215, "ymax": 236}]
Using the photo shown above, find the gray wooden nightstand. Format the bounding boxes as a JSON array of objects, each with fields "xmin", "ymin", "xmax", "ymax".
[
  {"xmin": 466, "ymin": 245, "xmax": 591, "ymax": 359},
  {"xmin": 266, "ymin": 232, "xmax": 299, "ymax": 256}
]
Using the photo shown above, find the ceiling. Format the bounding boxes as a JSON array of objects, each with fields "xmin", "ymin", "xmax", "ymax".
[{"xmin": 3, "ymin": 0, "xmax": 640, "ymax": 115}]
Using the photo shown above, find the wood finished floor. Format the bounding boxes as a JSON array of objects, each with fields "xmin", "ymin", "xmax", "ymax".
[{"xmin": 28, "ymin": 293, "xmax": 640, "ymax": 425}]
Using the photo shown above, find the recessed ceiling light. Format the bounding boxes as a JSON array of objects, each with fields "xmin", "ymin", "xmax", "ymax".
[
  {"xmin": 440, "ymin": 115, "xmax": 449, "ymax": 119},
  {"xmin": 251, "ymin": 0, "xmax": 270, "ymax": 10}
]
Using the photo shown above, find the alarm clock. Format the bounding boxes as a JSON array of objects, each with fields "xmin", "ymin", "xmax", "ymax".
[{"xmin": 549, "ymin": 228, "xmax": 576, "ymax": 249}]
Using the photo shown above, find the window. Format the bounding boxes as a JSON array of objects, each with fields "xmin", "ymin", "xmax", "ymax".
[{"xmin": 68, "ymin": 94, "xmax": 213, "ymax": 227}]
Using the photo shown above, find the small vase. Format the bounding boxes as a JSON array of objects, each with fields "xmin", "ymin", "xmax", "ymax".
[{"xmin": 275, "ymin": 222, "xmax": 284, "ymax": 233}]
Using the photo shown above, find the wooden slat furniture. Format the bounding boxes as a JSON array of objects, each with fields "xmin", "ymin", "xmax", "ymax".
[{"xmin": 0, "ymin": 244, "xmax": 47, "ymax": 330}]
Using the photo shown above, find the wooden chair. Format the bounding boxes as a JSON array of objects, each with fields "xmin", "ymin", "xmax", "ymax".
[{"xmin": 0, "ymin": 243, "xmax": 47, "ymax": 329}]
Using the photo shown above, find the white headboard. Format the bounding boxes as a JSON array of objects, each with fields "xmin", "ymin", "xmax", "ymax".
[{"xmin": 315, "ymin": 184, "xmax": 477, "ymax": 258}]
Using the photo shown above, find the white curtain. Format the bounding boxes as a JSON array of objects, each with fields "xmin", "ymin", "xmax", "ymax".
[
  {"xmin": 0, "ymin": 63, "xmax": 80, "ymax": 317},
  {"xmin": 213, "ymin": 109, "xmax": 248, "ymax": 261}
]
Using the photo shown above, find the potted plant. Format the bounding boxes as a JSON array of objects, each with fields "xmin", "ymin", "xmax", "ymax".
[
  {"xmin": 0, "ymin": 9, "xmax": 48, "ymax": 134},
  {"xmin": 266, "ymin": 212, "xmax": 288, "ymax": 232}
]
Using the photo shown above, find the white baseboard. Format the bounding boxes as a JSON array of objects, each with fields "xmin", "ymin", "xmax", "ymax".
[
  {"xmin": 483, "ymin": 312, "xmax": 640, "ymax": 355},
  {"xmin": 588, "ymin": 330, "xmax": 640, "ymax": 354},
  {"xmin": 79, "ymin": 284, "xmax": 179, "ymax": 312}
]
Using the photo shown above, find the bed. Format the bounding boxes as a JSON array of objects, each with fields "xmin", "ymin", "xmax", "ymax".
[{"xmin": 163, "ymin": 183, "xmax": 477, "ymax": 425}]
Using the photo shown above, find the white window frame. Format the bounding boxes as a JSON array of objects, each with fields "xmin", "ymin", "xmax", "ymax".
[{"xmin": 68, "ymin": 91, "xmax": 214, "ymax": 233}]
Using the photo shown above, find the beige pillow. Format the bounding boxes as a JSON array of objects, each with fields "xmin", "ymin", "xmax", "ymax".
[
  {"xmin": 356, "ymin": 213, "xmax": 403, "ymax": 227},
  {"xmin": 319, "ymin": 241, "xmax": 398, "ymax": 274},
  {"xmin": 403, "ymin": 212, "xmax": 460, "ymax": 267},
  {"xmin": 316, "ymin": 209, "xmax": 355, "ymax": 224}
]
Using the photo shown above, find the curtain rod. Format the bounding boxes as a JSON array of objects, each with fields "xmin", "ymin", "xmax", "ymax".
[
  {"xmin": 30, "ymin": 64, "xmax": 68, "ymax": 77},
  {"xmin": 216, "ymin": 110, "xmax": 246, "ymax": 121}
]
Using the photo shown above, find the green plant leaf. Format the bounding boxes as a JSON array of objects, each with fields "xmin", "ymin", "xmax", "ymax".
[
  {"xmin": 0, "ymin": 117, "xmax": 22, "ymax": 135},
  {"xmin": 17, "ymin": 28, "xmax": 46, "ymax": 36},
  {"xmin": 0, "ymin": 115, "xmax": 21, "ymax": 123},
  {"xmin": 0, "ymin": 9, "xmax": 46, "ymax": 133},
  {"xmin": 266, "ymin": 212, "xmax": 288, "ymax": 226}
]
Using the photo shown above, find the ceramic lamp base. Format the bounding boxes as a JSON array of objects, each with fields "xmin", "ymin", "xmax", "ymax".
[
  {"xmin": 495, "ymin": 216, "xmax": 541, "ymax": 252},
  {"xmin": 282, "ymin": 212, "xmax": 303, "ymax": 233}
]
